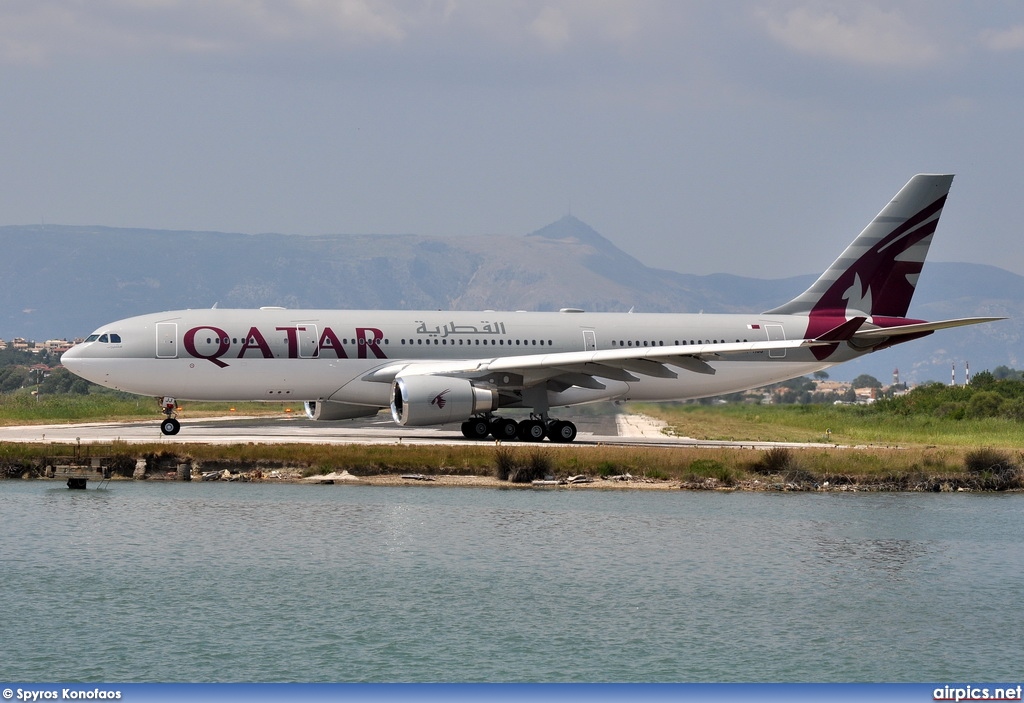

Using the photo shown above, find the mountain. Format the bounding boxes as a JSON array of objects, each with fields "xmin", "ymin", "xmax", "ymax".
[{"xmin": 1, "ymin": 218, "xmax": 1019, "ymax": 383}]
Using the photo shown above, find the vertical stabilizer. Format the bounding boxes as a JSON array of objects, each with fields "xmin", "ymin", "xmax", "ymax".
[{"xmin": 765, "ymin": 174, "xmax": 954, "ymax": 323}]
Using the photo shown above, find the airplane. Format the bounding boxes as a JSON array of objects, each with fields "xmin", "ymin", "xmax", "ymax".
[{"xmin": 61, "ymin": 174, "xmax": 1003, "ymax": 442}]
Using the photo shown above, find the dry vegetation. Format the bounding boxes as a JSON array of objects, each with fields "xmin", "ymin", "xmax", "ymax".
[{"xmin": 4, "ymin": 438, "xmax": 1022, "ymax": 492}]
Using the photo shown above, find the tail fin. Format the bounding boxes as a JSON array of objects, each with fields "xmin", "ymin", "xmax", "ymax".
[{"xmin": 765, "ymin": 174, "xmax": 954, "ymax": 319}]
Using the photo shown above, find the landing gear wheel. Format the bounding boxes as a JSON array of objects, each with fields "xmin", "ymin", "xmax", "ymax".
[
  {"xmin": 160, "ymin": 418, "xmax": 181, "ymax": 436},
  {"xmin": 548, "ymin": 420, "xmax": 577, "ymax": 443},
  {"xmin": 461, "ymin": 419, "xmax": 491, "ymax": 440},
  {"xmin": 490, "ymin": 418, "xmax": 519, "ymax": 440},
  {"xmin": 517, "ymin": 419, "xmax": 546, "ymax": 442}
]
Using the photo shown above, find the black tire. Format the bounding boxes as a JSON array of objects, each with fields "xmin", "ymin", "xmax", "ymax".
[
  {"xmin": 160, "ymin": 418, "xmax": 181, "ymax": 436},
  {"xmin": 490, "ymin": 418, "xmax": 518, "ymax": 440},
  {"xmin": 517, "ymin": 420, "xmax": 546, "ymax": 442},
  {"xmin": 548, "ymin": 420, "xmax": 577, "ymax": 443},
  {"xmin": 462, "ymin": 419, "xmax": 490, "ymax": 440}
]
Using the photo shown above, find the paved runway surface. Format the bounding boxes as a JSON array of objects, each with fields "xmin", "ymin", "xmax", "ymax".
[{"xmin": 0, "ymin": 412, "xmax": 832, "ymax": 449}]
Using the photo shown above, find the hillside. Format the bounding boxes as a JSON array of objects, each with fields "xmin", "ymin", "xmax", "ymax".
[{"xmin": 2, "ymin": 217, "xmax": 1020, "ymax": 383}]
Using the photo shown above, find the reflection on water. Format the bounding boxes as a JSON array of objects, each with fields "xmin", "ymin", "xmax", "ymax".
[{"xmin": 814, "ymin": 536, "xmax": 932, "ymax": 579}]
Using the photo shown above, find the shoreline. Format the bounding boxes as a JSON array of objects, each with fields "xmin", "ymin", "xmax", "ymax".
[{"xmin": 18, "ymin": 468, "xmax": 1016, "ymax": 493}]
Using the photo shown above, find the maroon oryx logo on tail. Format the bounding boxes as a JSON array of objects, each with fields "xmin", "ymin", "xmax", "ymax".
[
  {"xmin": 431, "ymin": 389, "xmax": 450, "ymax": 409},
  {"xmin": 763, "ymin": 175, "xmax": 954, "ymax": 362}
]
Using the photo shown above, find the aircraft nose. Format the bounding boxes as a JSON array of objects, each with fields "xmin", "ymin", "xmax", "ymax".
[{"xmin": 60, "ymin": 343, "xmax": 85, "ymax": 372}]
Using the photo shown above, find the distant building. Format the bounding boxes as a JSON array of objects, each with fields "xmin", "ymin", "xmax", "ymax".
[{"xmin": 42, "ymin": 339, "xmax": 73, "ymax": 354}]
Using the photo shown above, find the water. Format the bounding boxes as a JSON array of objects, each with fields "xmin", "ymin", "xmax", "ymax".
[{"xmin": 2, "ymin": 481, "xmax": 1022, "ymax": 682}]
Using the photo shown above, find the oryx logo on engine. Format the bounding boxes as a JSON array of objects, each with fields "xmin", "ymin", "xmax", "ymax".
[{"xmin": 430, "ymin": 389, "xmax": 450, "ymax": 409}]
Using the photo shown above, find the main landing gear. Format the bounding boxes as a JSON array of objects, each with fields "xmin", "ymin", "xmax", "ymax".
[
  {"xmin": 159, "ymin": 396, "xmax": 181, "ymax": 436},
  {"xmin": 460, "ymin": 416, "xmax": 578, "ymax": 443}
]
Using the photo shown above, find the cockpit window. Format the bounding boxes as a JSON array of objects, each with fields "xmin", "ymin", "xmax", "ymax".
[
  {"xmin": 85, "ymin": 334, "xmax": 100, "ymax": 342},
  {"xmin": 109, "ymin": 334, "xmax": 122, "ymax": 344},
  {"xmin": 98, "ymin": 334, "xmax": 109, "ymax": 343}
]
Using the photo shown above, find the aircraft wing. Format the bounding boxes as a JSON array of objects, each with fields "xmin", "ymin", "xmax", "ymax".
[{"xmin": 363, "ymin": 337, "xmax": 829, "ymax": 389}]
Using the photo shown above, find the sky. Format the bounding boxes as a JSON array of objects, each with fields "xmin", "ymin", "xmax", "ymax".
[{"xmin": 2, "ymin": 1, "xmax": 1023, "ymax": 279}]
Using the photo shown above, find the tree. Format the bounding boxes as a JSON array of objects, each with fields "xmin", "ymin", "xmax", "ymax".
[
  {"xmin": 967, "ymin": 390, "xmax": 1004, "ymax": 418},
  {"xmin": 0, "ymin": 366, "xmax": 28, "ymax": 393},
  {"xmin": 851, "ymin": 374, "xmax": 882, "ymax": 389},
  {"xmin": 992, "ymin": 366, "xmax": 1024, "ymax": 381},
  {"xmin": 970, "ymin": 370, "xmax": 996, "ymax": 389}
]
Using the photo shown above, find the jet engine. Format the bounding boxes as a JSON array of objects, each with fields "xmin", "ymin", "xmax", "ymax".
[
  {"xmin": 391, "ymin": 375, "xmax": 498, "ymax": 426},
  {"xmin": 304, "ymin": 400, "xmax": 380, "ymax": 421}
]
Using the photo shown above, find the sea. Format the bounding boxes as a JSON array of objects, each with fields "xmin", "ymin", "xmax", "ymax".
[{"xmin": 2, "ymin": 480, "xmax": 1022, "ymax": 683}]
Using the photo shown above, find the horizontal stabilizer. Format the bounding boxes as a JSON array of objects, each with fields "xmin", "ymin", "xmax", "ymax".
[
  {"xmin": 852, "ymin": 317, "xmax": 1006, "ymax": 341},
  {"xmin": 814, "ymin": 316, "xmax": 867, "ymax": 342}
]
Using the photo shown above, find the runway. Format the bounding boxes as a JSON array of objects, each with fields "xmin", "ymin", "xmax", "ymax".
[{"xmin": 0, "ymin": 412, "xmax": 833, "ymax": 449}]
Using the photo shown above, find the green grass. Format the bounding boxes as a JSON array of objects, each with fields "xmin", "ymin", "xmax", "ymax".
[
  {"xmin": 0, "ymin": 392, "xmax": 301, "ymax": 425},
  {"xmin": 634, "ymin": 402, "xmax": 1024, "ymax": 448}
]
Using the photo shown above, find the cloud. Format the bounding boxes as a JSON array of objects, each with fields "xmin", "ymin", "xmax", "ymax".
[
  {"xmin": 530, "ymin": 6, "xmax": 571, "ymax": 50},
  {"xmin": 0, "ymin": 0, "xmax": 413, "ymax": 65},
  {"xmin": 755, "ymin": 3, "xmax": 942, "ymax": 68},
  {"xmin": 0, "ymin": 0, "xmax": 677, "ymax": 66},
  {"xmin": 979, "ymin": 24, "xmax": 1024, "ymax": 52}
]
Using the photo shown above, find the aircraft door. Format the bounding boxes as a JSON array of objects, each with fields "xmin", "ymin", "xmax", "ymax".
[
  {"xmin": 156, "ymin": 323, "xmax": 178, "ymax": 359},
  {"xmin": 582, "ymin": 330, "xmax": 597, "ymax": 351},
  {"xmin": 764, "ymin": 324, "xmax": 786, "ymax": 358}
]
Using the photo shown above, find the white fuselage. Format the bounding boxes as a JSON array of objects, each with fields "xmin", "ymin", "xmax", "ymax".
[{"xmin": 62, "ymin": 307, "xmax": 849, "ymax": 409}]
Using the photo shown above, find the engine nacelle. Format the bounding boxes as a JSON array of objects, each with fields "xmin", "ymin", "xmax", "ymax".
[
  {"xmin": 304, "ymin": 400, "xmax": 380, "ymax": 421},
  {"xmin": 391, "ymin": 375, "xmax": 497, "ymax": 426}
]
